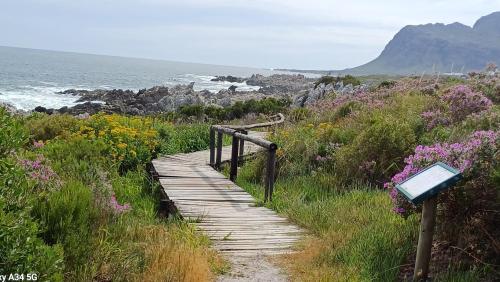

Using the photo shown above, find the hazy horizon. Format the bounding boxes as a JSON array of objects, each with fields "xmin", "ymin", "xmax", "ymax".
[{"xmin": 1, "ymin": 1, "xmax": 500, "ymax": 69}]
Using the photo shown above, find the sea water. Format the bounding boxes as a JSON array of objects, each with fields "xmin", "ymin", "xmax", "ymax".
[{"xmin": 0, "ymin": 46, "xmax": 281, "ymax": 110}]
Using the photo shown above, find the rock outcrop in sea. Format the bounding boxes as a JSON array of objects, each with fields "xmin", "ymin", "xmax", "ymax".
[
  {"xmin": 27, "ymin": 74, "xmax": 368, "ymax": 115},
  {"xmin": 41, "ymin": 74, "xmax": 316, "ymax": 115}
]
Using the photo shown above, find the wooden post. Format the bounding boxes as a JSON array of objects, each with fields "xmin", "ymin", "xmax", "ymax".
[
  {"xmin": 238, "ymin": 130, "xmax": 247, "ymax": 164},
  {"xmin": 230, "ymin": 136, "xmax": 239, "ymax": 181},
  {"xmin": 413, "ymin": 196, "xmax": 438, "ymax": 281},
  {"xmin": 209, "ymin": 128, "xmax": 215, "ymax": 167},
  {"xmin": 265, "ymin": 147, "xmax": 277, "ymax": 202},
  {"xmin": 215, "ymin": 131, "xmax": 223, "ymax": 169}
]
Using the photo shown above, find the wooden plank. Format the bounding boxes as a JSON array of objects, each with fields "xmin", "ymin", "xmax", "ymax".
[
  {"xmin": 220, "ymin": 250, "xmax": 292, "ymax": 256},
  {"xmin": 169, "ymin": 198, "xmax": 254, "ymax": 203},
  {"xmin": 151, "ymin": 131, "xmax": 302, "ymax": 259},
  {"xmin": 214, "ymin": 244, "xmax": 295, "ymax": 251},
  {"xmin": 159, "ymin": 178, "xmax": 235, "ymax": 185}
]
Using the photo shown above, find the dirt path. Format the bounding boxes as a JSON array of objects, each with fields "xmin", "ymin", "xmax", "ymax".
[{"xmin": 217, "ymin": 254, "xmax": 289, "ymax": 282}]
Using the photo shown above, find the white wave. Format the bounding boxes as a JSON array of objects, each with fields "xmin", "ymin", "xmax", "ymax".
[
  {"xmin": 0, "ymin": 74, "xmax": 262, "ymax": 111},
  {"xmin": 0, "ymin": 85, "xmax": 84, "ymax": 111}
]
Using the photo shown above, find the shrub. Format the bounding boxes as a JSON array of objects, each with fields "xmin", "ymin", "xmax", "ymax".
[
  {"xmin": 442, "ymin": 85, "xmax": 492, "ymax": 123},
  {"xmin": 386, "ymin": 130, "xmax": 499, "ymax": 268},
  {"xmin": 335, "ymin": 115, "xmax": 417, "ymax": 185},
  {"xmin": 178, "ymin": 104, "xmax": 204, "ymax": 118},
  {"xmin": 0, "ymin": 110, "xmax": 64, "ymax": 280},
  {"xmin": 40, "ymin": 138, "xmax": 109, "ymax": 185},
  {"xmin": 272, "ymin": 124, "xmax": 324, "ymax": 177},
  {"xmin": 176, "ymin": 98, "xmax": 290, "ymax": 121},
  {"xmin": 25, "ymin": 113, "xmax": 79, "ymax": 141},
  {"xmin": 314, "ymin": 75, "xmax": 361, "ymax": 88},
  {"xmin": 34, "ymin": 181, "xmax": 97, "ymax": 268},
  {"xmin": 76, "ymin": 114, "xmax": 159, "ymax": 171},
  {"xmin": 341, "ymin": 75, "xmax": 361, "ymax": 86},
  {"xmin": 314, "ymin": 76, "xmax": 337, "ymax": 88},
  {"xmin": 0, "ymin": 108, "xmax": 27, "ymax": 157},
  {"xmin": 378, "ymin": 80, "xmax": 396, "ymax": 89},
  {"xmin": 421, "ymin": 110, "xmax": 450, "ymax": 130},
  {"xmin": 156, "ymin": 123, "xmax": 211, "ymax": 155},
  {"xmin": 0, "ymin": 210, "xmax": 64, "ymax": 281}
]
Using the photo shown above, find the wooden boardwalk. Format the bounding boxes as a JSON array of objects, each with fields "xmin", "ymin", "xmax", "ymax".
[{"xmin": 151, "ymin": 132, "xmax": 302, "ymax": 256}]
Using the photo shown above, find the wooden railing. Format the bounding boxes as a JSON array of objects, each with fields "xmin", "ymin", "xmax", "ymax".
[{"xmin": 209, "ymin": 114, "xmax": 284, "ymax": 202}]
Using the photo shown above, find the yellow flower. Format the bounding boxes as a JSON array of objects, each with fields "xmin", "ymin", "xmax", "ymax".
[
  {"xmin": 130, "ymin": 150, "xmax": 137, "ymax": 157},
  {"xmin": 117, "ymin": 143, "xmax": 128, "ymax": 149}
]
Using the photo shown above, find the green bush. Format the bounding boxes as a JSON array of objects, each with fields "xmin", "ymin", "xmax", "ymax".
[
  {"xmin": 175, "ymin": 98, "xmax": 290, "ymax": 121},
  {"xmin": 0, "ymin": 108, "xmax": 27, "ymax": 157},
  {"xmin": 0, "ymin": 111, "xmax": 64, "ymax": 281},
  {"xmin": 331, "ymin": 101, "xmax": 361, "ymax": 121},
  {"xmin": 178, "ymin": 104, "xmax": 205, "ymax": 118},
  {"xmin": 156, "ymin": 123, "xmax": 211, "ymax": 155},
  {"xmin": 25, "ymin": 113, "xmax": 79, "ymax": 141},
  {"xmin": 314, "ymin": 75, "xmax": 361, "ymax": 88},
  {"xmin": 377, "ymin": 80, "xmax": 396, "ymax": 89},
  {"xmin": 41, "ymin": 138, "xmax": 109, "ymax": 185},
  {"xmin": 34, "ymin": 181, "xmax": 96, "ymax": 268},
  {"xmin": 0, "ymin": 210, "xmax": 64, "ymax": 281},
  {"xmin": 335, "ymin": 114, "xmax": 417, "ymax": 185},
  {"xmin": 342, "ymin": 75, "xmax": 362, "ymax": 86}
]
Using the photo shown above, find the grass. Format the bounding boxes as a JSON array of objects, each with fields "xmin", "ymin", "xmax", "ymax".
[
  {"xmin": 1, "ymin": 111, "xmax": 229, "ymax": 281},
  {"xmin": 46, "ymin": 146, "xmax": 228, "ymax": 282},
  {"xmin": 236, "ymin": 159, "xmax": 419, "ymax": 281}
]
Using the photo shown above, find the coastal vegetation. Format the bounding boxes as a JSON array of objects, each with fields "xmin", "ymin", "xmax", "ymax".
[
  {"xmin": 236, "ymin": 73, "xmax": 499, "ymax": 280},
  {"xmin": 174, "ymin": 97, "xmax": 291, "ymax": 121},
  {"xmin": 1, "ymin": 71, "xmax": 498, "ymax": 281},
  {"xmin": 0, "ymin": 110, "xmax": 226, "ymax": 281}
]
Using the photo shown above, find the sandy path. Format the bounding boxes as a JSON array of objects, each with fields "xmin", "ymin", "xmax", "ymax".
[{"xmin": 217, "ymin": 254, "xmax": 289, "ymax": 282}]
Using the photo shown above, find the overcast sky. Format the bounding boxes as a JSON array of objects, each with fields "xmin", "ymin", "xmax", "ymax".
[{"xmin": 1, "ymin": 0, "xmax": 499, "ymax": 69}]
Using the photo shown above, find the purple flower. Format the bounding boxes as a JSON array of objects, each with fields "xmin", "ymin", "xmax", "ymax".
[
  {"xmin": 33, "ymin": 140, "xmax": 45, "ymax": 148},
  {"xmin": 386, "ymin": 130, "xmax": 498, "ymax": 214},
  {"xmin": 110, "ymin": 193, "xmax": 131, "ymax": 213},
  {"xmin": 442, "ymin": 85, "xmax": 492, "ymax": 123},
  {"xmin": 421, "ymin": 110, "xmax": 451, "ymax": 130},
  {"xmin": 18, "ymin": 154, "xmax": 59, "ymax": 187}
]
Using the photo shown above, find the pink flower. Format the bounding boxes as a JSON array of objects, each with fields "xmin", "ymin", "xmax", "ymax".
[
  {"xmin": 442, "ymin": 85, "xmax": 492, "ymax": 123},
  {"xmin": 110, "ymin": 193, "xmax": 131, "ymax": 213},
  {"xmin": 33, "ymin": 140, "xmax": 45, "ymax": 148},
  {"xmin": 386, "ymin": 130, "xmax": 498, "ymax": 214}
]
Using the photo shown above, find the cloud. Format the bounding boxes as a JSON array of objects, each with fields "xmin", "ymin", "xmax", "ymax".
[{"xmin": 1, "ymin": 0, "xmax": 500, "ymax": 69}]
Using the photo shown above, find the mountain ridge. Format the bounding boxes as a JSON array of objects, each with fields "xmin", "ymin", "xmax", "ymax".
[{"xmin": 342, "ymin": 11, "xmax": 500, "ymax": 75}]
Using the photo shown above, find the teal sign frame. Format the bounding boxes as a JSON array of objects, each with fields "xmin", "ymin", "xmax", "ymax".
[{"xmin": 396, "ymin": 162, "xmax": 462, "ymax": 205}]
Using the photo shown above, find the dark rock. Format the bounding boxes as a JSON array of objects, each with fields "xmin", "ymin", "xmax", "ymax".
[
  {"xmin": 54, "ymin": 74, "xmax": 315, "ymax": 115},
  {"xmin": 211, "ymin": 75, "xmax": 244, "ymax": 83},
  {"xmin": 34, "ymin": 106, "xmax": 53, "ymax": 114}
]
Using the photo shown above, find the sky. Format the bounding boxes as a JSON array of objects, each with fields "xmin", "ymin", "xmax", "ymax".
[{"xmin": 1, "ymin": 0, "xmax": 499, "ymax": 69}]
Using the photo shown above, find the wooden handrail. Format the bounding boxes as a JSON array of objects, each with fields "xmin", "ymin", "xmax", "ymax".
[
  {"xmin": 211, "ymin": 125, "xmax": 277, "ymax": 150},
  {"xmin": 209, "ymin": 114, "xmax": 284, "ymax": 202},
  {"xmin": 218, "ymin": 113, "xmax": 285, "ymax": 130}
]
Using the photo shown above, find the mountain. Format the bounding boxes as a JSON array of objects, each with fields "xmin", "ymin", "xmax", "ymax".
[{"xmin": 343, "ymin": 11, "xmax": 500, "ymax": 75}]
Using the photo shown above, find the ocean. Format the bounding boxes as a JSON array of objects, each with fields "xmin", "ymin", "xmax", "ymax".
[{"xmin": 0, "ymin": 46, "xmax": 283, "ymax": 110}]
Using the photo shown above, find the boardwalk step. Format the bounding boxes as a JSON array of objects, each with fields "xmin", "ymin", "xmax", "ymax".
[{"xmin": 152, "ymin": 131, "xmax": 302, "ymax": 259}]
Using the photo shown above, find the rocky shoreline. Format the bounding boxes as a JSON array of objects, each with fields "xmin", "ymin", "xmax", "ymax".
[{"xmin": 26, "ymin": 74, "xmax": 366, "ymax": 116}]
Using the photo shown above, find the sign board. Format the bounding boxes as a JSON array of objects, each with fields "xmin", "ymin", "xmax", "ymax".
[{"xmin": 396, "ymin": 162, "xmax": 462, "ymax": 205}]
